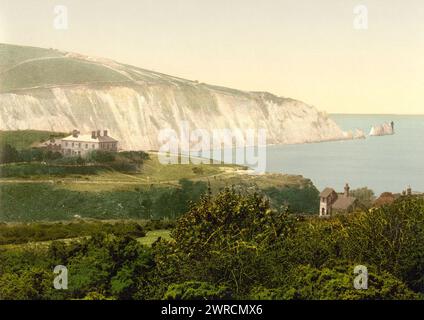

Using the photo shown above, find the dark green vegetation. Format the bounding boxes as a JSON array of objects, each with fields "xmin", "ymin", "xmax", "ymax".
[
  {"xmin": 0, "ymin": 129, "xmax": 319, "ymax": 221},
  {"xmin": 1, "ymin": 191, "xmax": 423, "ymax": 300},
  {"xmin": 0, "ymin": 179, "xmax": 207, "ymax": 221},
  {"xmin": 350, "ymin": 187, "xmax": 376, "ymax": 209},
  {"xmin": 0, "ymin": 220, "xmax": 147, "ymax": 245},
  {"xmin": 0, "ymin": 179, "xmax": 319, "ymax": 221},
  {"xmin": 0, "ymin": 151, "xmax": 149, "ymax": 177}
]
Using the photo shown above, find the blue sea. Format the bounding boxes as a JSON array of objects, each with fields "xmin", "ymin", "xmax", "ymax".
[
  {"xmin": 189, "ymin": 114, "xmax": 423, "ymax": 195},
  {"xmin": 264, "ymin": 114, "xmax": 424, "ymax": 195}
]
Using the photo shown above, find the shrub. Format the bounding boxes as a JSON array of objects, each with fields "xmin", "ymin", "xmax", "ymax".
[
  {"xmin": 87, "ymin": 150, "xmax": 116, "ymax": 163},
  {"xmin": 164, "ymin": 281, "xmax": 231, "ymax": 300}
]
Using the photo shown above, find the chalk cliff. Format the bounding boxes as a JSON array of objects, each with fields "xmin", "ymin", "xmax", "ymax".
[{"xmin": 0, "ymin": 44, "xmax": 357, "ymax": 150}]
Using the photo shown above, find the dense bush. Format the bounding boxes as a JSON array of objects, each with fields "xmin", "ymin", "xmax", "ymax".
[
  {"xmin": 0, "ymin": 148, "xmax": 148, "ymax": 177},
  {"xmin": 87, "ymin": 150, "xmax": 116, "ymax": 163},
  {"xmin": 342, "ymin": 197, "xmax": 424, "ymax": 292},
  {"xmin": 0, "ymin": 144, "xmax": 63, "ymax": 164},
  {"xmin": 1, "ymin": 191, "xmax": 424, "ymax": 300},
  {"xmin": 153, "ymin": 188, "xmax": 295, "ymax": 297},
  {"xmin": 0, "ymin": 144, "xmax": 20, "ymax": 163},
  {"xmin": 0, "ymin": 180, "xmax": 208, "ymax": 222},
  {"xmin": 264, "ymin": 185, "xmax": 319, "ymax": 214},
  {"xmin": 0, "ymin": 233, "xmax": 155, "ymax": 300},
  {"xmin": 249, "ymin": 265, "xmax": 419, "ymax": 300},
  {"xmin": 0, "ymin": 163, "xmax": 107, "ymax": 177},
  {"xmin": 119, "ymin": 151, "xmax": 149, "ymax": 166},
  {"xmin": 163, "ymin": 281, "xmax": 231, "ymax": 300},
  {"xmin": 0, "ymin": 221, "xmax": 146, "ymax": 245},
  {"xmin": 152, "ymin": 192, "xmax": 424, "ymax": 300}
]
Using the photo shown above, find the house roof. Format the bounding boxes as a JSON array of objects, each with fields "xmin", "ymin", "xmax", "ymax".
[
  {"xmin": 320, "ymin": 188, "xmax": 335, "ymax": 197},
  {"xmin": 333, "ymin": 196, "xmax": 357, "ymax": 210},
  {"xmin": 374, "ymin": 192, "xmax": 399, "ymax": 207},
  {"xmin": 98, "ymin": 135, "xmax": 118, "ymax": 142},
  {"xmin": 61, "ymin": 134, "xmax": 118, "ymax": 143},
  {"xmin": 62, "ymin": 134, "xmax": 100, "ymax": 143}
]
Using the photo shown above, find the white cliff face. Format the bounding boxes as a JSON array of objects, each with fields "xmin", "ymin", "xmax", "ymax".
[
  {"xmin": 0, "ymin": 83, "xmax": 355, "ymax": 150},
  {"xmin": 0, "ymin": 82, "xmax": 357, "ymax": 150},
  {"xmin": 369, "ymin": 123, "xmax": 394, "ymax": 136},
  {"xmin": 0, "ymin": 44, "xmax": 356, "ymax": 150}
]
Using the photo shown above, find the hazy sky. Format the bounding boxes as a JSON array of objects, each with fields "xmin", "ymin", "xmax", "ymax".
[{"xmin": 1, "ymin": 0, "xmax": 423, "ymax": 114}]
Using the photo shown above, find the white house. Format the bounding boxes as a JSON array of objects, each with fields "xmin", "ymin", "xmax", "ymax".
[{"xmin": 60, "ymin": 130, "xmax": 118, "ymax": 157}]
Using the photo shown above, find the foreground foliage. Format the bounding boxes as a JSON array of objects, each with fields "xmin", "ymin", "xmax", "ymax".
[{"xmin": 0, "ymin": 190, "xmax": 423, "ymax": 300}]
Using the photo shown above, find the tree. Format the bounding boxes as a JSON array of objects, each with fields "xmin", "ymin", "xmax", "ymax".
[
  {"xmin": 154, "ymin": 188, "xmax": 295, "ymax": 297},
  {"xmin": 0, "ymin": 144, "xmax": 20, "ymax": 163},
  {"xmin": 343, "ymin": 197, "xmax": 424, "ymax": 292},
  {"xmin": 264, "ymin": 185, "xmax": 320, "ymax": 214},
  {"xmin": 350, "ymin": 187, "xmax": 375, "ymax": 209}
]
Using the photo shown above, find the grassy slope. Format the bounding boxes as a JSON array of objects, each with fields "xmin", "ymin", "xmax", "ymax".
[
  {"xmin": 0, "ymin": 58, "xmax": 129, "ymax": 92},
  {"xmin": 0, "ymin": 44, "xmax": 65, "ymax": 72},
  {"xmin": 0, "ymin": 131, "xmax": 316, "ymax": 221},
  {"xmin": 0, "ymin": 44, "xmax": 129, "ymax": 92},
  {"xmin": 0, "ymin": 130, "xmax": 67, "ymax": 150}
]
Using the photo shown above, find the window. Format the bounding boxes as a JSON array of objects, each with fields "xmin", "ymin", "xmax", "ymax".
[
  {"xmin": 92, "ymin": 144, "xmax": 95, "ymax": 149},
  {"xmin": 85, "ymin": 144, "xmax": 88, "ymax": 149},
  {"xmin": 65, "ymin": 142, "xmax": 68, "ymax": 147},
  {"xmin": 78, "ymin": 143, "xmax": 81, "ymax": 148},
  {"xmin": 72, "ymin": 143, "xmax": 74, "ymax": 147}
]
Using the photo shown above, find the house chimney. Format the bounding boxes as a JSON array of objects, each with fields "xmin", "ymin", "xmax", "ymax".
[
  {"xmin": 407, "ymin": 186, "xmax": 412, "ymax": 196},
  {"xmin": 344, "ymin": 183, "xmax": 350, "ymax": 198},
  {"xmin": 72, "ymin": 129, "xmax": 79, "ymax": 138},
  {"xmin": 92, "ymin": 131, "xmax": 96, "ymax": 139},
  {"xmin": 97, "ymin": 130, "xmax": 101, "ymax": 137},
  {"xmin": 103, "ymin": 130, "xmax": 108, "ymax": 136}
]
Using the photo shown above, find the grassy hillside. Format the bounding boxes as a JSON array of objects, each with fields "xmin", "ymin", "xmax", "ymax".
[
  {"xmin": 0, "ymin": 58, "xmax": 130, "ymax": 92},
  {"xmin": 0, "ymin": 44, "xmax": 142, "ymax": 92},
  {"xmin": 0, "ymin": 130, "xmax": 320, "ymax": 221},
  {"xmin": 0, "ymin": 44, "xmax": 65, "ymax": 72},
  {"xmin": 0, "ymin": 130, "xmax": 67, "ymax": 150}
]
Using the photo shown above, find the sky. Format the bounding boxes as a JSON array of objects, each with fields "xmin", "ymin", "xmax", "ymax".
[{"xmin": 0, "ymin": 0, "xmax": 423, "ymax": 114}]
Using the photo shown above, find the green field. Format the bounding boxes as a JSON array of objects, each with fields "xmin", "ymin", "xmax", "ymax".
[{"xmin": 0, "ymin": 130, "xmax": 67, "ymax": 150}]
